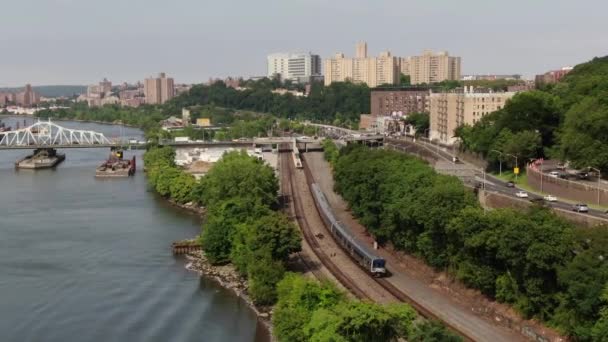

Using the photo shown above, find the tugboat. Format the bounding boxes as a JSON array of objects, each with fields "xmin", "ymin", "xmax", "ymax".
[
  {"xmin": 15, "ymin": 148, "xmax": 66, "ymax": 169},
  {"xmin": 95, "ymin": 148, "xmax": 136, "ymax": 178}
]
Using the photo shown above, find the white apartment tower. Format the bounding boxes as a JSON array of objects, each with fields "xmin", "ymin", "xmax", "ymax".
[{"xmin": 267, "ymin": 52, "xmax": 322, "ymax": 83}]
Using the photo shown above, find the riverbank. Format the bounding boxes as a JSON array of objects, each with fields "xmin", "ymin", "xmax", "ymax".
[
  {"xmin": 184, "ymin": 250, "xmax": 274, "ymax": 340},
  {"xmin": 165, "ymin": 200, "xmax": 275, "ymax": 338},
  {"xmin": 51, "ymin": 117, "xmax": 139, "ymax": 128}
]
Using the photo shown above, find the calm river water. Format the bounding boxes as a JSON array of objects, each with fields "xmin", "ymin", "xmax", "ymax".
[{"xmin": 0, "ymin": 117, "xmax": 267, "ymax": 342}]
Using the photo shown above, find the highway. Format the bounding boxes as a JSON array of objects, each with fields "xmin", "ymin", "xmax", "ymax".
[{"xmin": 385, "ymin": 137, "xmax": 608, "ymax": 221}]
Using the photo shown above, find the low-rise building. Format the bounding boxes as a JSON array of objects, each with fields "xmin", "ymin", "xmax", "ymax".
[
  {"xmin": 196, "ymin": 118, "xmax": 211, "ymax": 127},
  {"xmin": 430, "ymin": 86, "xmax": 517, "ymax": 145},
  {"xmin": 535, "ymin": 66, "xmax": 573, "ymax": 87},
  {"xmin": 271, "ymin": 88, "xmax": 306, "ymax": 97}
]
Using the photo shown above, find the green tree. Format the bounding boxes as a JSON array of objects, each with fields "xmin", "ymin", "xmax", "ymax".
[
  {"xmin": 305, "ymin": 302, "xmax": 416, "ymax": 342},
  {"xmin": 273, "ymin": 273, "xmax": 345, "ymax": 342},
  {"xmin": 169, "ymin": 172, "xmax": 196, "ymax": 204},
  {"xmin": 553, "ymin": 227, "xmax": 608, "ymax": 339},
  {"xmin": 409, "ymin": 321, "xmax": 463, "ymax": 342},
  {"xmin": 403, "ymin": 112, "xmax": 430, "ymax": 135},
  {"xmin": 200, "ymin": 198, "xmax": 271, "ymax": 264},
  {"xmin": 248, "ymin": 252, "xmax": 286, "ymax": 305},
  {"xmin": 200, "ymin": 150, "xmax": 278, "ymax": 208},
  {"xmin": 231, "ymin": 212, "xmax": 301, "ymax": 273},
  {"xmin": 592, "ymin": 285, "xmax": 608, "ymax": 341},
  {"xmin": 155, "ymin": 167, "xmax": 181, "ymax": 197}
]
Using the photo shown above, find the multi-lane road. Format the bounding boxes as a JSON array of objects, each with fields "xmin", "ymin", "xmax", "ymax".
[{"xmin": 385, "ymin": 137, "xmax": 608, "ymax": 221}]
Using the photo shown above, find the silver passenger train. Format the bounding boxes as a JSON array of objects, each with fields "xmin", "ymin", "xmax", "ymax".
[{"xmin": 310, "ymin": 183, "xmax": 386, "ymax": 276}]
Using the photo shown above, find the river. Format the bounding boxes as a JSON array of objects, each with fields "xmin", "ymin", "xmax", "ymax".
[{"xmin": 0, "ymin": 117, "xmax": 268, "ymax": 342}]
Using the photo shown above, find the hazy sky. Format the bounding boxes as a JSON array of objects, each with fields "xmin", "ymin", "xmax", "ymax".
[{"xmin": 1, "ymin": 0, "xmax": 606, "ymax": 86}]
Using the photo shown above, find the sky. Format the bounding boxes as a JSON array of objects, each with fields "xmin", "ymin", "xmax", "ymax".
[{"xmin": 0, "ymin": 0, "xmax": 606, "ymax": 86}]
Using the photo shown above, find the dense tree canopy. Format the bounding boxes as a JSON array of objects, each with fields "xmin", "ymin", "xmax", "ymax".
[
  {"xmin": 273, "ymin": 273, "xmax": 419, "ymax": 342},
  {"xmin": 332, "ymin": 145, "xmax": 608, "ymax": 339},
  {"xmin": 164, "ymin": 79, "xmax": 370, "ymax": 127}
]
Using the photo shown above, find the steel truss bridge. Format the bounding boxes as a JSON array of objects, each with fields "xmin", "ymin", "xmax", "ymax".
[{"xmin": 0, "ymin": 120, "xmax": 129, "ymax": 149}]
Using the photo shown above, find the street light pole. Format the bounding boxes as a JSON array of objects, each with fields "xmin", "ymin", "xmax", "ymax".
[
  {"xmin": 540, "ymin": 159, "xmax": 543, "ymax": 193},
  {"xmin": 507, "ymin": 153, "xmax": 519, "ymax": 181},
  {"xmin": 490, "ymin": 150, "xmax": 503, "ymax": 177}
]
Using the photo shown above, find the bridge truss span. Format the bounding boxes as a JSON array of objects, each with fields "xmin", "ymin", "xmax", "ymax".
[{"xmin": 0, "ymin": 120, "xmax": 113, "ymax": 147}]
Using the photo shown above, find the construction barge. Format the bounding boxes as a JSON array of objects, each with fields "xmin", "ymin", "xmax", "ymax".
[
  {"xmin": 95, "ymin": 149, "xmax": 136, "ymax": 178},
  {"xmin": 15, "ymin": 148, "xmax": 66, "ymax": 169}
]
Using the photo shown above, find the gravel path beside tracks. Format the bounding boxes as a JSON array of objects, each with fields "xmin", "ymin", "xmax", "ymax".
[{"xmin": 304, "ymin": 151, "xmax": 527, "ymax": 342}]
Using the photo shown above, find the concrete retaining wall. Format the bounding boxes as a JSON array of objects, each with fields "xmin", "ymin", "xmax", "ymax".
[
  {"xmin": 527, "ymin": 166, "xmax": 608, "ymax": 206},
  {"xmin": 481, "ymin": 190, "xmax": 608, "ymax": 227}
]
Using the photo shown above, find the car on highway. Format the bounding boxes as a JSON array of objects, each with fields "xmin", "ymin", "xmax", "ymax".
[
  {"xmin": 572, "ymin": 203, "xmax": 589, "ymax": 213},
  {"xmin": 549, "ymin": 171, "xmax": 560, "ymax": 178},
  {"xmin": 506, "ymin": 181, "xmax": 515, "ymax": 188},
  {"xmin": 529, "ymin": 197, "xmax": 546, "ymax": 206},
  {"xmin": 515, "ymin": 191, "xmax": 529, "ymax": 198},
  {"xmin": 543, "ymin": 195, "xmax": 558, "ymax": 202}
]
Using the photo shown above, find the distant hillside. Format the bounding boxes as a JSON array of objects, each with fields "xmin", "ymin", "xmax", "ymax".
[{"xmin": 0, "ymin": 85, "xmax": 86, "ymax": 98}]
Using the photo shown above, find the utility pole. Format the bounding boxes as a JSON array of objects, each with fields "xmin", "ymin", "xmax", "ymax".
[
  {"xmin": 507, "ymin": 153, "xmax": 519, "ymax": 181},
  {"xmin": 590, "ymin": 167, "xmax": 601, "ymax": 205}
]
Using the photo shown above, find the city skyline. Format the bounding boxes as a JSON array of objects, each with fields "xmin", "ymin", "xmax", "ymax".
[{"xmin": 1, "ymin": 0, "xmax": 606, "ymax": 86}]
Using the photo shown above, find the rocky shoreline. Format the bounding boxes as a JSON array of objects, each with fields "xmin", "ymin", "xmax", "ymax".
[
  {"xmin": 169, "ymin": 200, "xmax": 206, "ymax": 215},
  {"xmin": 183, "ymin": 251, "xmax": 274, "ymax": 339}
]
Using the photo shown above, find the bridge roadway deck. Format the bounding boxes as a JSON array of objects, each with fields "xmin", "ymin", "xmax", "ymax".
[{"xmin": 0, "ymin": 144, "xmax": 146, "ymax": 150}]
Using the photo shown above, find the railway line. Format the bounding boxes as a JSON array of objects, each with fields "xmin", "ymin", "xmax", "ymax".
[
  {"xmin": 274, "ymin": 130, "xmax": 546, "ymax": 341},
  {"xmin": 280, "ymin": 147, "xmax": 371, "ymax": 300},
  {"xmin": 297, "ymin": 153, "xmax": 476, "ymax": 341},
  {"xmin": 279, "ymin": 146, "xmax": 326, "ymax": 282},
  {"xmin": 281, "ymin": 145, "xmax": 479, "ymax": 339},
  {"xmin": 280, "ymin": 144, "xmax": 532, "ymax": 340}
]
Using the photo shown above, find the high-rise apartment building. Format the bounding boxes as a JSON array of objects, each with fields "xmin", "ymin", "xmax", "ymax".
[
  {"xmin": 99, "ymin": 78, "xmax": 112, "ymax": 94},
  {"xmin": 355, "ymin": 41, "xmax": 367, "ymax": 58},
  {"xmin": 429, "ymin": 86, "xmax": 515, "ymax": 145},
  {"xmin": 324, "ymin": 42, "xmax": 400, "ymax": 87},
  {"xmin": 267, "ymin": 52, "xmax": 321, "ymax": 83},
  {"xmin": 402, "ymin": 50, "xmax": 461, "ymax": 85},
  {"xmin": 15, "ymin": 84, "xmax": 40, "ymax": 107},
  {"xmin": 145, "ymin": 72, "xmax": 175, "ymax": 105}
]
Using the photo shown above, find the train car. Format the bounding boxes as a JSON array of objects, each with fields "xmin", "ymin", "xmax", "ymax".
[
  {"xmin": 310, "ymin": 183, "xmax": 386, "ymax": 277},
  {"xmin": 292, "ymin": 146, "xmax": 303, "ymax": 169}
]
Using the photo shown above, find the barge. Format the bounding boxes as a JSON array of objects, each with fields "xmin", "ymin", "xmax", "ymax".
[
  {"xmin": 15, "ymin": 148, "xmax": 66, "ymax": 169},
  {"xmin": 95, "ymin": 149, "xmax": 136, "ymax": 177}
]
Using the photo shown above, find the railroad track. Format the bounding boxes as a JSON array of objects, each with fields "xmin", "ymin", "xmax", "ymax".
[
  {"xmin": 279, "ymin": 148, "xmax": 327, "ymax": 282},
  {"xmin": 297, "ymin": 153, "xmax": 475, "ymax": 342},
  {"xmin": 281, "ymin": 149, "xmax": 371, "ymax": 300}
]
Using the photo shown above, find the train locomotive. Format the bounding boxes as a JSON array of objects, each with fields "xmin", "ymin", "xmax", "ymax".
[{"xmin": 310, "ymin": 183, "xmax": 386, "ymax": 277}]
